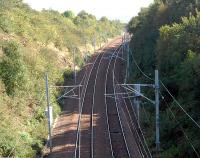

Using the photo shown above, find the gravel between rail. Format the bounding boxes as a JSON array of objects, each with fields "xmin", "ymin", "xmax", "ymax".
[{"xmin": 46, "ymin": 38, "xmax": 143, "ymax": 158}]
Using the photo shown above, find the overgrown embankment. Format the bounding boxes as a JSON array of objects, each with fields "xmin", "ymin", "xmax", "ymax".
[
  {"xmin": 127, "ymin": 0, "xmax": 200, "ymax": 157},
  {"xmin": 0, "ymin": 0, "xmax": 124, "ymax": 157}
]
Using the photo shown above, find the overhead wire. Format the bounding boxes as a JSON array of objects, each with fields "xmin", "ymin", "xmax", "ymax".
[
  {"xmin": 160, "ymin": 81, "xmax": 200, "ymax": 129},
  {"xmin": 160, "ymin": 92, "xmax": 200, "ymax": 158},
  {"xmin": 120, "ymin": 38, "xmax": 153, "ymax": 157},
  {"xmin": 115, "ymin": 79, "xmax": 152, "ymax": 158},
  {"xmin": 128, "ymin": 43, "xmax": 200, "ymax": 130},
  {"xmin": 126, "ymin": 39, "xmax": 200, "ymax": 157},
  {"xmin": 129, "ymin": 49, "xmax": 154, "ymax": 81},
  {"xmin": 112, "ymin": 45, "xmax": 132, "ymax": 157}
]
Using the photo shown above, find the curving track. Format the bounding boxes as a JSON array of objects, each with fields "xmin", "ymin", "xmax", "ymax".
[
  {"xmin": 47, "ymin": 38, "xmax": 144, "ymax": 158},
  {"xmin": 75, "ymin": 39, "xmax": 122, "ymax": 158}
]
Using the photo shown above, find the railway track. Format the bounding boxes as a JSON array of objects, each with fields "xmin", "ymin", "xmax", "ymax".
[
  {"xmin": 119, "ymin": 85, "xmax": 152, "ymax": 158},
  {"xmin": 113, "ymin": 49, "xmax": 152, "ymax": 158},
  {"xmin": 104, "ymin": 44, "xmax": 132, "ymax": 158},
  {"xmin": 74, "ymin": 51, "xmax": 104, "ymax": 158},
  {"xmin": 74, "ymin": 37, "xmax": 143, "ymax": 158},
  {"xmin": 74, "ymin": 39, "xmax": 120, "ymax": 158},
  {"xmin": 46, "ymin": 34, "xmax": 155, "ymax": 158},
  {"xmin": 47, "ymin": 38, "xmax": 140, "ymax": 158}
]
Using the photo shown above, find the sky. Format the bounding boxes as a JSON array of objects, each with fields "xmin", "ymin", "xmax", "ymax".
[{"xmin": 23, "ymin": 0, "xmax": 154, "ymax": 23}]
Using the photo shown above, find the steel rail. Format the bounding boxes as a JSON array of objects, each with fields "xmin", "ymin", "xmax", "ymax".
[
  {"xmin": 115, "ymin": 79, "xmax": 151, "ymax": 158},
  {"xmin": 119, "ymin": 37, "xmax": 153, "ymax": 158},
  {"xmin": 112, "ymin": 47, "xmax": 132, "ymax": 158},
  {"xmin": 105, "ymin": 43, "xmax": 133, "ymax": 158},
  {"xmin": 104, "ymin": 44, "xmax": 123, "ymax": 158},
  {"xmin": 90, "ymin": 45, "xmax": 109, "ymax": 158},
  {"xmin": 74, "ymin": 40, "xmax": 117, "ymax": 158},
  {"xmin": 74, "ymin": 52, "xmax": 105, "ymax": 158},
  {"xmin": 114, "ymin": 56, "xmax": 153, "ymax": 158},
  {"xmin": 113, "ymin": 52, "xmax": 146, "ymax": 157}
]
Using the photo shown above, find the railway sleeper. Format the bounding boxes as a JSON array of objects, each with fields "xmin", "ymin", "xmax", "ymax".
[
  {"xmin": 108, "ymin": 113, "xmax": 118, "ymax": 115},
  {"xmin": 110, "ymin": 130, "xmax": 122, "ymax": 134}
]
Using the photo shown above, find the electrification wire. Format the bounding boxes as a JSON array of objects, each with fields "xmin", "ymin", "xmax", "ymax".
[
  {"xmin": 115, "ymin": 79, "xmax": 152, "ymax": 158},
  {"xmin": 124, "ymin": 40, "xmax": 153, "ymax": 156},
  {"xmin": 127, "ymin": 39, "xmax": 200, "ymax": 156},
  {"xmin": 160, "ymin": 81, "xmax": 200, "ymax": 129},
  {"xmin": 160, "ymin": 92, "xmax": 200, "ymax": 158},
  {"xmin": 118, "ymin": 39, "xmax": 153, "ymax": 157},
  {"xmin": 123, "ymin": 86, "xmax": 153, "ymax": 158},
  {"xmin": 112, "ymin": 46, "xmax": 131, "ymax": 158},
  {"xmin": 124, "ymin": 85, "xmax": 155, "ymax": 104},
  {"xmin": 127, "ymin": 43, "xmax": 200, "ymax": 130},
  {"xmin": 129, "ymin": 49, "xmax": 154, "ymax": 81}
]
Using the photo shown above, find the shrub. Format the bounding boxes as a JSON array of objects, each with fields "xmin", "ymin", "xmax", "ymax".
[{"xmin": 0, "ymin": 41, "xmax": 27, "ymax": 95}]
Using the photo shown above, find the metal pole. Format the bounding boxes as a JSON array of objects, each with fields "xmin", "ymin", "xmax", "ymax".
[
  {"xmin": 123, "ymin": 33, "xmax": 126, "ymax": 55},
  {"xmin": 127, "ymin": 44, "xmax": 130, "ymax": 80},
  {"xmin": 134, "ymin": 84, "xmax": 141, "ymax": 125},
  {"xmin": 122, "ymin": 36, "xmax": 124, "ymax": 60},
  {"xmin": 155, "ymin": 70, "xmax": 160, "ymax": 153},
  {"xmin": 79, "ymin": 86, "xmax": 81, "ymax": 114},
  {"xmin": 73, "ymin": 48, "xmax": 76, "ymax": 85},
  {"xmin": 125, "ymin": 43, "xmax": 129, "ymax": 83},
  {"xmin": 123, "ymin": 35, "xmax": 126, "ymax": 84},
  {"xmin": 79, "ymin": 127, "xmax": 81, "ymax": 158},
  {"xmin": 45, "ymin": 73, "xmax": 52, "ymax": 152},
  {"xmin": 78, "ymin": 85, "xmax": 81, "ymax": 158}
]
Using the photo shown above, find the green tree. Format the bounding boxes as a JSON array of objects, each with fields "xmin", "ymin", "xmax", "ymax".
[
  {"xmin": 63, "ymin": 10, "xmax": 75, "ymax": 19},
  {"xmin": 128, "ymin": 1, "xmax": 200, "ymax": 157},
  {"xmin": 128, "ymin": 0, "xmax": 200, "ymax": 81}
]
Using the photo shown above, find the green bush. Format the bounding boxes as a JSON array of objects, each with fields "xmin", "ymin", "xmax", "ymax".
[
  {"xmin": 160, "ymin": 145, "xmax": 180, "ymax": 158},
  {"xmin": 0, "ymin": 0, "xmax": 124, "ymax": 157},
  {"xmin": 0, "ymin": 41, "xmax": 26, "ymax": 95}
]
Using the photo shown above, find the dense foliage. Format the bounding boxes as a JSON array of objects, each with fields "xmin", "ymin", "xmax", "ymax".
[
  {"xmin": 128, "ymin": 0, "xmax": 200, "ymax": 157},
  {"xmin": 0, "ymin": 1, "xmax": 123, "ymax": 50},
  {"xmin": 0, "ymin": 0, "xmax": 123, "ymax": 157},
  {"xmin": 128, "ymin": 0, "xmax": 200, "ymax": 79},
  {"xmin": 0, "ymin": 41, "xmax": 26, "ymax": 95}
]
